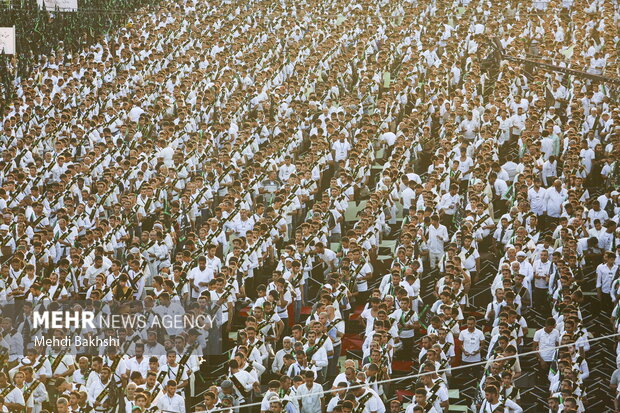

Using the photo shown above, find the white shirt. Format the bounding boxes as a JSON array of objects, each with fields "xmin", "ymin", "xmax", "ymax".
[
  {"xmin": 479, "ymin": 399, "xmax": 523, "ymax": 413},
  {"xmin": 459, "ymin": 119, "xmax": 479, "ymax": 140},
  {"xmin": 351, "ymin": 260, "xmax": 372, "ymax": 292},
  {"xmin": 533, "ymin": 328, "xmax": 560, "ymax": 361},
  {"xmin": 331, "ymin": 140, "xmax": 351, "ymax": 161},
  {"xmin": 439, "ymin": 193, "xmax": 460, "ymax": 215},
  {"xmin": 405, "ymin": 403, "xmax": 439, "ymax": 413},
  {"xmin": 425, "ymin": 382, "xmax": 448, "ymax": 412},
  {"xmin": 544, "ymin": 187, "xmax": 567, "ymax": 217},
  {"xmin": 355, "ymin": 389, "xmax": 385, "ymax": 413},
  {"xmin": 156, "ymin": 392, "xmax": 186, "ymax": 413},
  {"xmin": 279, "ymin": 163, "xmax": 297, "ymax": 182},
  {"xmin": 317, "ymin": 248, "xmax": 338, "ymax": 269},
  {"xmin": 459, "ymin": 328, "xmax": 485, "ymax": 362},
  {"xmin": 233, "ymin": 218, "xmax": 255, "ymax": 237},
  {"xmin": 459, "ymin": 246, "xmax": 480, "ymax": 272},
  {"xmin": 492, "ymin": 179, "xmax": 509, "ymax": 199},
  {"xmin": 297, "ymin": 382, "xmax": 323, "ymax": 413},
  {"xmin": 88, "ymin": 378, "xmax": 111, "ymax": 406},
  {"xmin": 597, "ymin": 263, "xmax": 617, "ymax": 294},
  {"xmin": 533, "ymin": 259, "xmax": 551, "ymax": 289},
  {"xmin": 125, "ymin": 356, "xmax": 149, "ymax": 378},
  {"xmin": 229, "ymin": 370, "xmax": 255, "ymax": 402},
  {"xmin": 389, "ymin": 308, "xmax": 418, "ymax": 339},
  {"xmin": 1, "ymin": 385, "xmax": 24, "ymax": 407},
  {"xmin": 540, "ymin": 137, "xmax": 554, "ymax": 159},
  {"xmin": 400, "ymin": 187, "xmax": 416, "ymax": 209},
  {"xmin": 188, "ymin": 265, "xmax": 213, "ymax": 298},
  {"xmin": 210, "ymin": 289, "xmax": 234, "ymax": 324},
  {"xmin": 598, "ymin": 231, "xmax": 616, "ymax": 252},
  {"xmin": 303, "ymin": 343, "xmax": 328, "ymax": 368},
  {"xmin": 127, "ymin": 106, "xmax": 145, "ymax": 122},
  {"xmin": 272, "ymin": 347, "xmax": 294, "ymax": 374},
  {"xmin": 427, "ymin": 224, "xmax": 449, "ymax": 253},
  {"xmin": 527, "ymin": 187, "xmax": 546, "ymax": 215}
]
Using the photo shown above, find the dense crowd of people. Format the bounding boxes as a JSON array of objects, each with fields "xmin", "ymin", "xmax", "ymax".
[{"xmin": 0, "ymin": 0, "xmax": 620, "ymax": 411}]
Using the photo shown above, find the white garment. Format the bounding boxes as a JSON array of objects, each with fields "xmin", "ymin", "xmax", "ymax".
[
  {"xmin": 459, "ymin": 328, "xmax": 485, "ymax": 362},
  {"xmin": 533, "ymin": 328, "xmax": 560, "ymax": 361},
  {"xmin": 297, "ymin": 382, "xmax": 323, "ymax": 413}
]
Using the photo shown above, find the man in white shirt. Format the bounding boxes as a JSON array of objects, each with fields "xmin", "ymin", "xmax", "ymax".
[
  {"xmin": 0, "ymin": 371, "xmax": 22, "ymax": 411},
  {"xmin": 458, "ymin": 235, "xmax": 480, "ymax": 278},
  {"xmin": 532, "ymin": 250, "xmax": 552, "ymax": 312},
  {"xmin": 458, "ymin": 317, "xmax": 485, "ymax": 377},
  {"xmin": 156, "ymin": 380, "xmax": 185, "ymax": 413},
  {"xmin": 127, "ymin": 101, "xmax": 145, "ymax": 122},
  {"xmin": 399, "ymin": 179, "xmax": 416, "ymax": 216},
  {"xmin": 351, "ymin": 384, "xmax": 385, "ymax": 413},
  {"xmin": 527, "ymin": 178, "xmax": 546, "ymax": 216},
  {"xmin": 427, "ymin": 215, "xmax": 449, "ymax": 270},
  {"xmin": 326, "ymin": 383, "xmax": 347, "ymax": 413},
  {"xmin": 350, "ymin": 249, "xmax": 372, "ymax": 301},
  {"xmin": 598, "ymin": 221, "xmax": 617, "ymax": 252},
  {"xmin": 331, "ymin": 136, "xmax": 351, "ymax": 163},
  {"xmin": 493, "ymin": 218, "xmax": 513, "ymax": 253},
  {"xmin": 438, "ymin": 185, "xmax": 460, "ymax": 231},
  {"xmin": 543, "ymin": 180, "xmax": 567, "ymax": 231},
  {"xmin": 233, "ymin": 209, "xmax": 256, "ymax": 238},
  {"xmin": 278, "ymin": 156, "xmax": 297, "ymax": 182},
  {"xmin": 87, "ymin": 367, "xmax": 113, "ymax": 412},
  {"xmin": 228, "ymin": 359, "xmax": 259, "ymax": 405},
  {"xmin": 158, "ymin": 351, "xmax": 189, "ymax": 391},
  {"xmin": 314, "ymin": 243, "xmax": 339, "ymax": 274},
  {"xmin": 205, "ymin": 245, "xmax": 223, "ymax": 274},
  {"xmin": 153, "ymin": 293, "xmax": 186, "ymax": 336},
  {"xmin": 272, "ymin": 337, "xmax": 294, "ymax": 375},
  {"xmin": 479, "ymin": 385, "xmax": 522, "ymax": 413},
  {"xmin": 390, "ymin": 296, "xmax": 417, "ymax": 360},
  {"xmin": 457, "ymin": 147, "xmax": 474, "ymax": 189},
  {"xmin": 488, "ymin": 173, "xmax": 509, "ymax": 216},
  {"xmin": 419, "ymin": 372, "xmax": 449, "ymax": 412},
  {"xmin": 297, "ymin": 371, "xmax": 324, "ymax": 413},
  {"xmin": 459, "ymin": 111, "xmax": 479, "ymax": 140},
  {"xmin": 125, "ymin": 344, "xmax": 149, "ymax": 378},
  {"xmin": 597, "ymin": 251, "xmax": 617, "ymax": 312},
  {"xmin": 303, "ymin": 331, "xmax": 328, "ymax": 379},
  {"xmin": 485, "ymin": 288, "xmax": 507, "ymax": 324},
  {"xmin": 188, "ymin": 256, "xmax": 213, "ymax": 299},
  {"xmin": 588, "ymin": 200, "xmax": 609, "ymax": 228},
  {"xmin": 533, "ymin": 317, "xmax": 560, "ymax": 380},
  {"xmin": 405, "ymin": 388, "xmax": 439, "ymax": 413}
]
